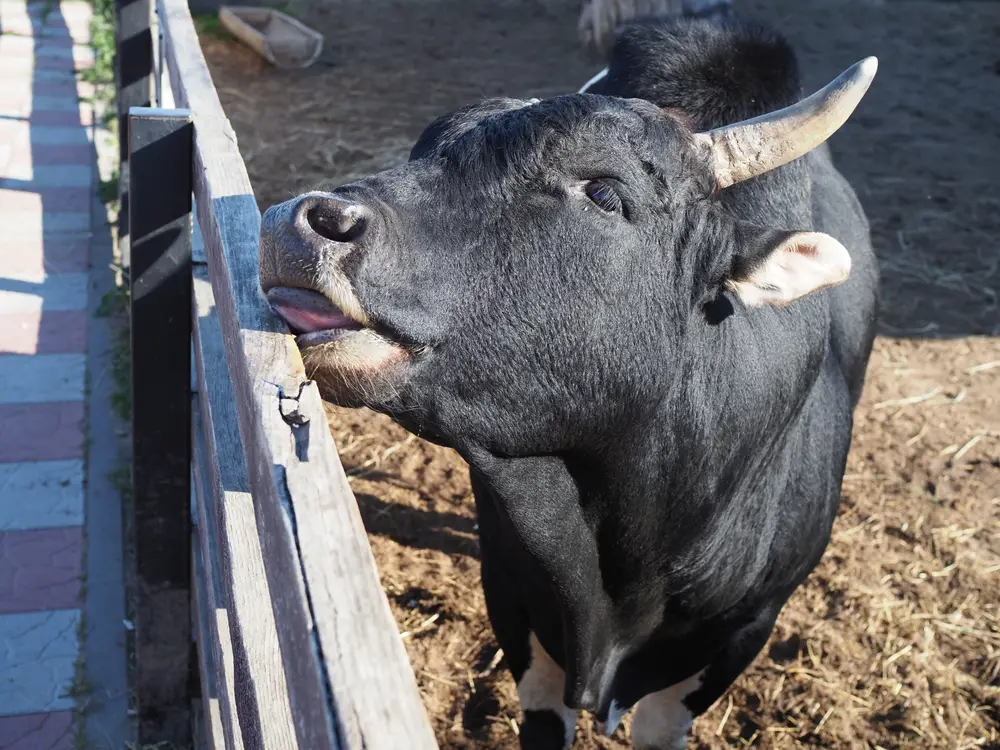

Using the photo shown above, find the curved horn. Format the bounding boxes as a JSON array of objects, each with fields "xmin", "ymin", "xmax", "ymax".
[{"xmin": 695, "ymin": 57, "xmax": 878, "ymax": 189}]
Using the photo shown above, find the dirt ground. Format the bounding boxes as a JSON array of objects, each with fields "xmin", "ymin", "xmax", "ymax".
[{"xmin": 198, "ymin": 0, "xmax": 1000, "ymax": 746}]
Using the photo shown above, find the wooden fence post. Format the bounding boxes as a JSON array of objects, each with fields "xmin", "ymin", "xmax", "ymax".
[
  {"xmin": 128, "ymin": 106, "xmax": 195, "ymax": 746},
  {"xmin": 115, "ymin": 0, "xmax": 154, "ymax": 268}
]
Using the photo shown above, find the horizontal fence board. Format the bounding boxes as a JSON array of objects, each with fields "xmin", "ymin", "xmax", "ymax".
[
  {"xmin": 190, "ymin": 447, "xmax": 227, "ymax": 750},
  {"xmin": 158, "ymin": 2, "xmax": 333, "ymax": 744},
  {"xmin": 191, "ymin": 359, "xmax": 243, "ymax": 750},
  {"xmin": 193, "ymin": 264, "xmax": 296, "ymax": 750},
  {"xmin": 156, "ymin": 0, "xmax": 436, "ymax": 746},
  {"xmin": 191, "ymin": 539, "xmax": 226, "ymax": 750}
]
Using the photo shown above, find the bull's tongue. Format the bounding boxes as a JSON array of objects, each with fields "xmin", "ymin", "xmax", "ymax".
[{"xmin": 266, "ymin": 287, "xmax": 361, "ymax": 334}]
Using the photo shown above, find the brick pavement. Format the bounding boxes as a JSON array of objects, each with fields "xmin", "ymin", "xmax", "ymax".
[{"xmin": 0, "ymin": 1, "xmax": 119, "ymax": 747}]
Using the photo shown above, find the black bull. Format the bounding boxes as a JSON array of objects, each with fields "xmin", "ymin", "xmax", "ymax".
[{"xmin": 258, "ymin": 17, "xmax": 878, "ymax": 750}]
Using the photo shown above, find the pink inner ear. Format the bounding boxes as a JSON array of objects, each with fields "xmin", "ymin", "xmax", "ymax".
[
  {"xmin": 789, "ymin": 240, "xmax": 819, "ymax": 259},
  {"xmin": 727, "ymin": 232, "xmax": 852, "ymax": 307}
]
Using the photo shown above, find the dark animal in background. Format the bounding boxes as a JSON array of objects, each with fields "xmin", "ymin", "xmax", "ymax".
[
  {"xmin": 578, "ymin": 0, "xmax": 733, "ymax": 55},
  {"xmin": 259, "ymin": 14, "xmax": 879, "ymax": 750}
]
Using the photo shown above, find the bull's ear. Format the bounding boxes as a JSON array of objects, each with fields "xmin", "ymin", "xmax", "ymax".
[{"xmin": 726, "ymin": 231, "xmax": 852, "ymax": 307}]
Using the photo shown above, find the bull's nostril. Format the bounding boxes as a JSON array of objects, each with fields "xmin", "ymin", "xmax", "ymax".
[{"xmin": 306, "ymin": 202, "xmax": 367, "ymax": 243}]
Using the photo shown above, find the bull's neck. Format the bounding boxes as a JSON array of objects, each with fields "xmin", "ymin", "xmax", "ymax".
[
  {"xmin": 579, "ymin": 304, "xmax": 827, "ymax": 638},
  {"xmin": 464, "ymin": 302, "xmax": 829, "ymax": 720}
]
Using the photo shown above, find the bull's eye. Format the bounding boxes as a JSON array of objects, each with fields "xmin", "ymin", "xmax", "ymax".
[{"xmin": 585, "ymin": 180, "xmax": 622, "ymax": 214}]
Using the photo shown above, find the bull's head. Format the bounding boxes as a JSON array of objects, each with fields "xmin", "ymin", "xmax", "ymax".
[{"xmin": 258, "ymin": 57, "xmax": 876, "ymax": 457}]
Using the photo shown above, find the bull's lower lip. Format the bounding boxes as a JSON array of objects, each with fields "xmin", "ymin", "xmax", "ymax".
[
  {"xmin": 266, "ymin": 286, "xmax": 365, "ymax": 340},
  {"xmin": 266, "ymin": 287, "xmax": 411, "ymax": 381},
  {"xmin": 295, "ymin": 328, "xmax": 361, "ymax": 347}
]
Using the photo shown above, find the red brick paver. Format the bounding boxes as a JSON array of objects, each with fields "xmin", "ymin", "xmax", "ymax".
[
  {"xmin": 0, "ymin": 312, "xmax": 88, "ymax": 354},
  {"xmin": 0, "ymin": 402, "xmax": 85, "ymax": 463},
  {"xmin": 0, "ymin": 186, "xmax": 92, "ymax": 213},
  {"xmin": 0, "ymin": 712, "xmax": 74, "ymax": 750},
  {"xmin": 0, "ymin": 144, "xmax": 92, "ymax": 167},
  {"xmin": 0, "ymin": 527, "xmax": 83, "ymax": 614},
  {"xmin": 0, "ymin": 234, "xmax": 90, "ymax": 275},
  {"xmin": 0, "ymin": 80, "xmax": 79, "ymax": 96}
]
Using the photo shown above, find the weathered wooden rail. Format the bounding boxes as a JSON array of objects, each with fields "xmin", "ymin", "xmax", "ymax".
[{"xmin": 116, "ymin": 0, "xmax": 438, "ymax": 746}]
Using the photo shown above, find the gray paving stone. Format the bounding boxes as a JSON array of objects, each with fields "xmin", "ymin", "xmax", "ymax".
[
  {"xmin": 24, "ymin": 95, "xmax": 82, "ymax": 112},
  {"xmin": 83, "ymin": 188, "xmax": 130, "ymax": 749},
  {"xmin": 0, "ymin": 165, "xmax": 92, "ymax": 187},
  {"xmin": 0, "ymin": 272, "xmax": 89, "ymax": 314},
  {"xmin": 27, "ymin": 126, "xmax": 92, "ymax": 147},
  {"xmin": 0, "ymin": 211, "xmax": 90, "ymax": 234},
  {"xmin": 0, "ymin": 122, "xmax": 91, "ymax": 148},
  {"xmin": 0, "ymin": 609, "xmax": 80, "ymax": 716},
  {"xmin": 34, "ymin": 46, "xmax": 86, "ymax": 61},
  {"xmin": 0, "ymin": 460, "xmax": 85, "ymax": 530},
  {"xmin": 0, "ymin": 353, "xmax": 86, "ymax": 403}
]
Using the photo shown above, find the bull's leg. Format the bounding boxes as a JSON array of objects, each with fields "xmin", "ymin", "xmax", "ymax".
[
  {"xmin": 633, "ymin": 610, "xmax": 778, "ymax": 748},
  {"xmin": 630, "ymin": 672, "xmax": 705, "ymax": 750},
  {"xmin": 479, "ymin": 554, "xmax": 577, "ymax": 749},
  {"xmin": 516, "ymin": 632, "xmax": 578, "ymax": 749},
  {"xmin": 474, "ymin": 477, "xmax": 577, "ymax": 749}
]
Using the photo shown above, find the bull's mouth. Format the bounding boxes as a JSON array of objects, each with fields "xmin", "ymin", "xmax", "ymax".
[
  {"xmin": 267, "ymin": 285, "xmax": 410, "ymax": 407},
  {"xmin": 265, "ymin": 287, "xmax": 369, "ymax": 345}
]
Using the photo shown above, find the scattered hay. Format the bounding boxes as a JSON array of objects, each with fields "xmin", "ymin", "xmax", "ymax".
[
  {"xmin": 688, "ymin": 338, "xmax": 998, "ymax": 749},
  {"xmin": 316, "ymin": 330, "xmax": 1000, "ymax": 750}
]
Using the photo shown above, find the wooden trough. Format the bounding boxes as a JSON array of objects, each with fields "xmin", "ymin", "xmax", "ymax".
[{"xmin": 218, "ymin": 5, "xmax": 324, "ymax": 69}]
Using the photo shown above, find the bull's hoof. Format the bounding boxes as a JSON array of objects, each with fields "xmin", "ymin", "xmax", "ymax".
[{"xmin": 519, "ymin": 709, "xmax": 572, "ymax": 750}]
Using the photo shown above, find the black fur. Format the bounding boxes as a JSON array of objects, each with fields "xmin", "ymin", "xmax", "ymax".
[
  {"xmin": 259, "ymin": 14, "xmax": 878, "ymax": 749},
  {"xmin": 588, "ymin": 18, "xmax": 803, "ymax": 130},
  {"xmin": 520, "ymin": 711, "xmax": 569, "ymax": 748}
]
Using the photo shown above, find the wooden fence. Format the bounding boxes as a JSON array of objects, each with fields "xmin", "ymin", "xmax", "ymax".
[{"xmin": 115, "ymin": 0, "xmax": 438, "ymax": 746}]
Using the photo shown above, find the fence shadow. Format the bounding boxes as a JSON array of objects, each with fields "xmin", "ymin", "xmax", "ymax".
[
  {"xmin": 0, "ymin": 0, "xmax": 94, "ymax": 357},
  {"xmin": 354, "ymin": 490, "xmax": 479, "ymax": 558},
  {"xmin": 0, "ymin": 1, "xmax": 127, "ymax": 746}
]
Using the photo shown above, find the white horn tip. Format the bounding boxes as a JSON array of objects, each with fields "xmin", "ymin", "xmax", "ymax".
[{"xmin": 857, "ymin": 56, "xmax": 878, "ymax": 81}]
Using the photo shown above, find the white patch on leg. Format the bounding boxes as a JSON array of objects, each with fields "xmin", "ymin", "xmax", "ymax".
[
  {"xmin": 516, "ymin": 633, "xmax": 578, "ymax": 749},
  {"xmin": 630, "ymin": 671, "xmax": 704, "ymax": 750}
]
